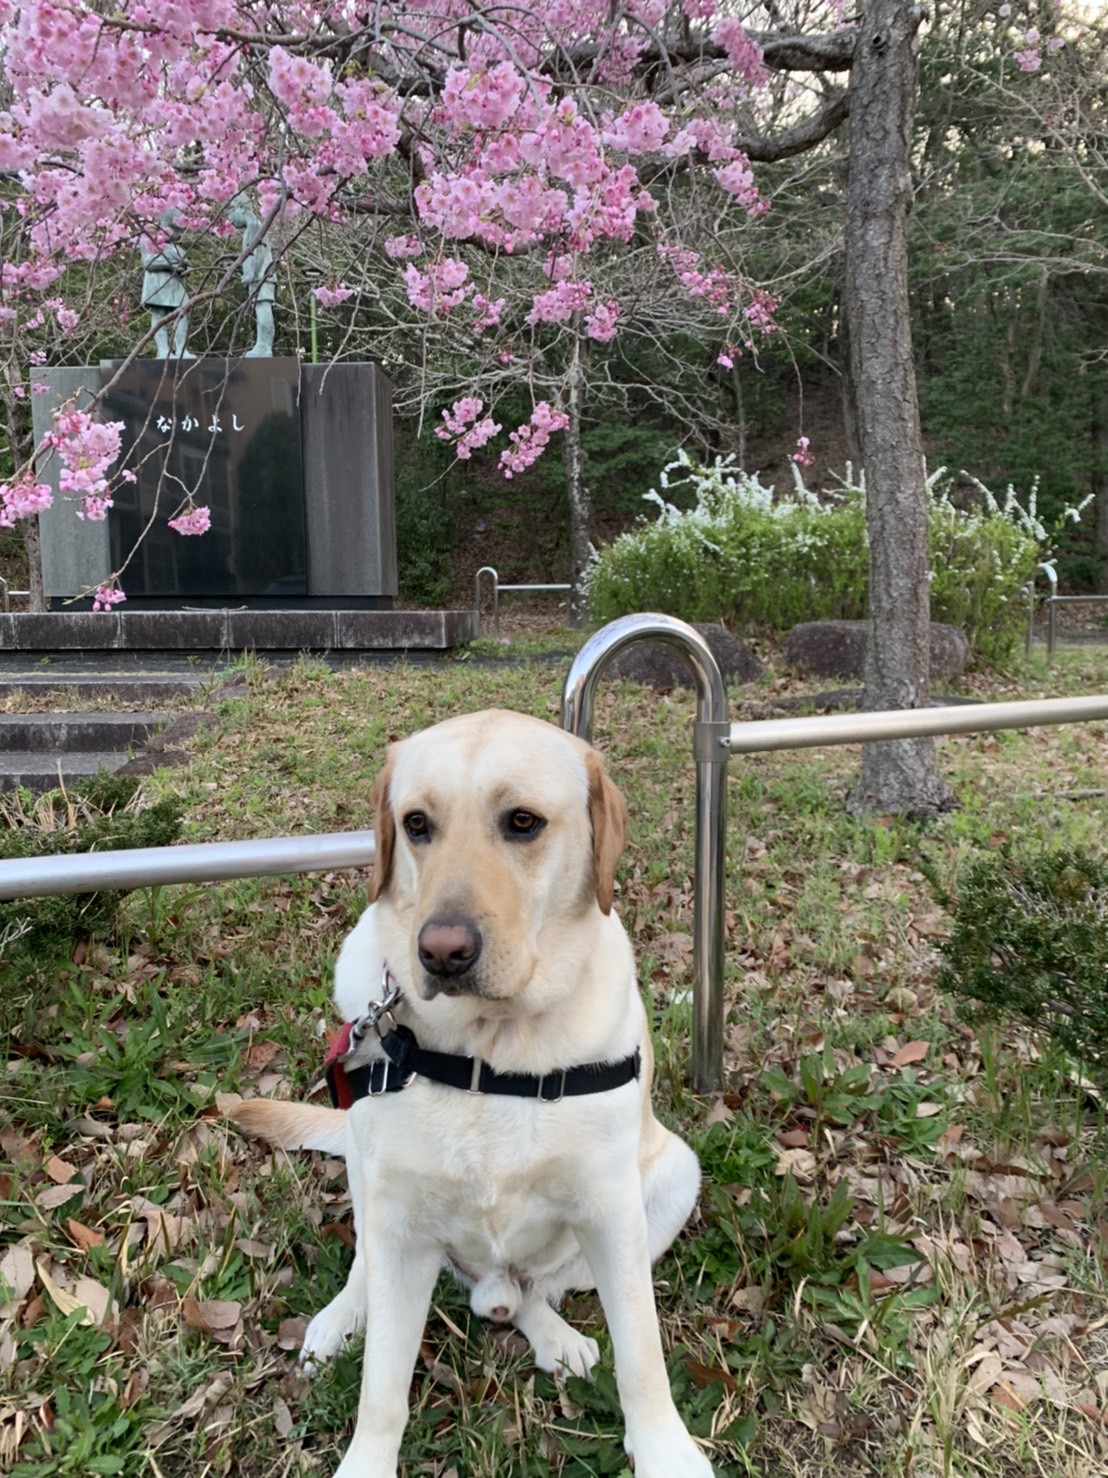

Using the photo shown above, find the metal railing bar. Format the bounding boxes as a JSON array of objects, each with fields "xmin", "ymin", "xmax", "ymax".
[
  {"xmin": 563, "ymin": 613, "xmax": 729, "ymax": 1095},
  {"xmin": 1045, "ymin": 589, "xmax": 1108, "ymax": 660},
  {"xmin": 474, "ymin": 565, "xmax": 571, "ymax": 638},
  {"xmin": 497, "ymin": 582, "xmax": 572, "ymax": 593},
  {"xmin": 728, "ymin": 694, "xmax": 1108, "ymax": 755},
  {"xmin": 0, "ymin": 830, "xmax": 377, "ymax": 901},
  {"xmin": 1023, "ymin": 562, "xmax": 1057, "ymax": 657},
  {"xmin": 0, "ymin": 576, "xmax": 32, "ymax": 614}
]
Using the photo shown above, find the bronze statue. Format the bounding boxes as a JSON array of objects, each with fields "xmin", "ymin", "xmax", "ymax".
[
  {"xmin": 228, "ymin": 202, "xmax": 275, "ymax": 357},
  {"xmin": 140, "ymin": 210, "xmax": 193, "ymax": 359}
]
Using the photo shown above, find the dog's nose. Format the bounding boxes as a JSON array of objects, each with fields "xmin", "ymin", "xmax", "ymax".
[{"xmin": 417, "ymin": 915, "xmax": 482, "ymax": 978}]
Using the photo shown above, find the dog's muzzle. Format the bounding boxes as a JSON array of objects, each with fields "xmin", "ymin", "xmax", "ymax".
[{"xmin": 417, "ymin": 913, "xmax": 483, "ymax": 996}]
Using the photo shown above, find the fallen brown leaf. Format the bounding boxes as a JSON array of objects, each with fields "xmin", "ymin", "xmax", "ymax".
[
  {"xmin": 890, "ymin": 1040, "xmax": 930, "ymax": 1068},
  {"xmin": 44, "ymin": 1156, "xmax": 79, "ymax": 1185},
  {"xmin": 66, "ymin": 1219, "xmax": 104, "ymax": 1252}
]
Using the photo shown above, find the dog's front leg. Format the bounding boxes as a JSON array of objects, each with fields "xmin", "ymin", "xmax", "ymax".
[
  {"xmin": 332, "ymin": 1176, "xmax": 442, "ymax": 1478},
  {"xmin": 576, "ymin": 1195, "xmax": 714, "ymax": 1478}
]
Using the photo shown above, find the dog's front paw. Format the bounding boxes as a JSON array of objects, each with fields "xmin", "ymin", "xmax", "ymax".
[
  {"xmin": 625, "ymin": 1427, "xmax": 714, "ymax": 1478},
  {"xmin": 300, "ymin": 1289, "xmax": 365, "ymax": 1373}
]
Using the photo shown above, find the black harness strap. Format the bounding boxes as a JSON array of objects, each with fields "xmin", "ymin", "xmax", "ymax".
[{"xmin": 339, "ymin": 1023, "xmax": 641, "ymax": 1103}]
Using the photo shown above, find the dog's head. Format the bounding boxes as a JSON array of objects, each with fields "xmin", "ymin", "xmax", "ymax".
[{"xmin": 367, "ymin": 709, "xmax": 627, "ymax": 1004}]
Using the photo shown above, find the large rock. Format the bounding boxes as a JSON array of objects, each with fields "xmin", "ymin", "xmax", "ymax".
[
  {"xmin": 785, "ymin": 620, "xmax": 969, "ymax": 683},
  {"xmin": 606, "ymin": 623, "xmax": 764, "ymax": 690}
]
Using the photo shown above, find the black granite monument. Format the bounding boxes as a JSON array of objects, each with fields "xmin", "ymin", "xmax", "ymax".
[
  {"xmin": 31, "ymin": 358, "xmax": 398, "ymax": 611},
  {"xmin": 105, "ymin": 358, "xmax": 307, "ymax": 600}
]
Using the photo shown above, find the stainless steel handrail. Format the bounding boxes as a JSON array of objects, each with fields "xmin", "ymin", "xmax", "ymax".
[
  {"xmin": 6, "ymin": 613, "xmax": 1108, "ymax": 1096},
  {"xmin": 726, "ymin": 693, "xmax": 1108, "ymax": 754},
  {"xmin": 563, "ymin": 613, "xmax": 729, "ymax": 1093},
  {"xmin": 475, "ymin": 565, "xmax": 571, "ymax": 637},
  {"xmin": 1024, "ymin": 562, "xmax": 1057, "ymax": 656},
  {"xmin": 0, "ymin": 830, "xmax": 377, "ymax": 901},
  {"xmin": 1047, "ymin": 592, "xmax": 1108, "ymax": 659}
]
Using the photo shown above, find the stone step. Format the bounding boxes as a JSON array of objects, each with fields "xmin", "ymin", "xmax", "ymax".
[
  {"xmin": 0, "ymin": 712, "xmax": 169, "ymax": 754},
  {"xmin": 0, "ymin": 607, "xmax": 477, "ymax": 653},
  {"xmin": 2, "ymin": 752, "xmax": 135, "ymax": 795},
  {"xmin": 1, "ymin": 678, "xmax": 207, "ymax": 705},
  {"xmin": 0, "ymin": 651, "xmax": 232, "ymax": 705}
]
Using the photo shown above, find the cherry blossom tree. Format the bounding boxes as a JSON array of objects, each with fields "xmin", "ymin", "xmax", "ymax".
[
  {"xmin": 1, "ymin": 0, "xmax": 1081, "ymax": 809},
  {"xmin": 0, "ymin": 0, "xmax": 855, "ymax": 615}
]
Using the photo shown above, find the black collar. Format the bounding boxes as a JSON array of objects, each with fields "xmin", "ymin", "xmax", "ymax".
[{"xmin": 340, "ymin": 1023, "xmax": 641, "ymax": 1103}]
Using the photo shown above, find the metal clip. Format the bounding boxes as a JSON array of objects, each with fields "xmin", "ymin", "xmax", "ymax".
[
  {"xmin": 346, "ymin": 970, "xmax": 403, "ymax": 1057},
  {"xmin": 468, "ymin": 1056, "xmax": 485, "ymax": 1093}
]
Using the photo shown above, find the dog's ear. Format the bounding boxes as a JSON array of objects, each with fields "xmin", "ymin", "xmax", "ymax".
[
  {"xmin": 368, "ymin": 759, "xmax": 396, "ymax": 902},
  {"xmin": 586, "ymin": 749, "xmax": 628, "ymax": 916}
]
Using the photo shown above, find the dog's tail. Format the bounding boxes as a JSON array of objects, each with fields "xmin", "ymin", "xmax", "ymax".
[{"xmin": 228, "ymin": 1098, "xmax": 347, "ymax": 1155}]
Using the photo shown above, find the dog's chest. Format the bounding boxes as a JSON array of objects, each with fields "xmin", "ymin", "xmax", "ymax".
[{"xmin": 352, "ymin": 1089, "xmax": 625, "ymax": 1265}]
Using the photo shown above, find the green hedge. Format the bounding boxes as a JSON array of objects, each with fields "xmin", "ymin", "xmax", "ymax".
[{"xmin": 586, "ymin": 454, "xmax": 1050, "ymax": 662}]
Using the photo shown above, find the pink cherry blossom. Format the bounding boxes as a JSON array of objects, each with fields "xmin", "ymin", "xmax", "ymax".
[
  {"xmin": 500, "ymin": 402, "xmax": 570, "ymax": 478},
  {"xmin": 0, "ymin": 474, "xmax": 53, "ymax": 526},
  {"xmin": 91, "ymin": 581, "xmax": 126, "ymax": 611},
  {"xmin": 435, "ymin": 396, "xmax": 502, "ymax": 460},
  {"xmin": 313, "ymin": 283, "xmax": 354, "ymax": 308},
  {"xmin": 0, "ymin": 0, "xmax": 833, "ymax": 523},
  {"xmin": 712, "ymin": 18, "xmax": 767, "ymax": 88},
  {"xmin": 404, "ymin": 259, "xmax": 472, "ymax": 314},
  {"xmin": 42, "ymin": 408, "xmax": 123, "ymax": 518},
  {"xmin": 168, "ymin": 504, "xmax": 212, "ymax": 535},
  {"xmin": 791, "ymin": 435, "xmax": 814, "ymax": 468},
  {"xmin": 585, "ymin": 299, "xmax": 619, "ymax": 342}
]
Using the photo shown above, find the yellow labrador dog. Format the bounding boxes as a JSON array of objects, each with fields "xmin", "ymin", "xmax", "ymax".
[{"xmin": 232, "ymin": 709, "xmax": 712, "ymax": 1478}]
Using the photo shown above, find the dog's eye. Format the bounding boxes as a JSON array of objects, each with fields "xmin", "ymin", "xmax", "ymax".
[
  {"xmin": 403, "ymin": 811, "xmax": 431, "ymax": 843},
  {"xmin": 503, "ymin": 809, "xmax": 545, "ymax": 840}
]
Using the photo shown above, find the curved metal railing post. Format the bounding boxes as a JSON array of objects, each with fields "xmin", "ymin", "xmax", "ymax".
[
  {"xmin": 562, "ymin": 614, "xmax": 730, "ymax": 1093},
  {"xmin": 474, "ymin": 566, "xmax": 498, "ymax": 637},
  {"xmin": 1040, "ymin": 561, "xmax": 1059, "ymax": 660}
]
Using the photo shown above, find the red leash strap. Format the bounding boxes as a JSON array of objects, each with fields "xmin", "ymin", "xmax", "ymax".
[{"xmin": 324, "ymin": 1022, "xmax": 356, "ymax": 1109}]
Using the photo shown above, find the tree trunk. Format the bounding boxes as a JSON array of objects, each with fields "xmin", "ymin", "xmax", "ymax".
[
  {"xmin": 731, "ymin": 362, "xmax": 747, "ymax": 468},
  {"xmin": 564, "ymin": 329, "xmax": 591, "ymax": 628},
  {"xmin": 1094, "ymin": 369, "xmax": 1108, "ymax": 594},
  {"xmin": 23, "ymin": 516, "xmax": 45, "ymax": 611},
  {"xmin": 844, "ymin": 0, "xmax": 954, "ymax": 816},
  {"xmin": 838, "ymin": 291, "xmax": 862, "ymax": 469}
]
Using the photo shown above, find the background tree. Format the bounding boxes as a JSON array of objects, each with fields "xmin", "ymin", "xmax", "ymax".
[{"xmin": 844, "ymin": 0, "xmax": 954, "ymax": 816}]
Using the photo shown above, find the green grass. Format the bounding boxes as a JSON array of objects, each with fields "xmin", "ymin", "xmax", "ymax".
[{"xmin": 2, "ymin": 645, "xmax": 1107, "ymax": 1476}]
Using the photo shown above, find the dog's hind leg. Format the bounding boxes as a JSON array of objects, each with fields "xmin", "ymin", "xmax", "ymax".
[
  {"xmin": 511, "ymin": 1289, "xmax": 600, "ymax": 1379},
  {"xmin": 301, "ymin": 1263, "xmax": 367, "ymax": 1373},
  {"xmin": 641, "ymin": 1127, "xmax": 700, "ymax": 1261}
]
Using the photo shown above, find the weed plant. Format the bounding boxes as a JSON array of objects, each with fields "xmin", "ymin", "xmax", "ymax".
[
  {"xmin": 0, "ymin": 775, "xmax": 182, "ymax": 964},
  {"xmin": 934, "ymin": 846, "xmax": 1108, "ymax": 1092}
]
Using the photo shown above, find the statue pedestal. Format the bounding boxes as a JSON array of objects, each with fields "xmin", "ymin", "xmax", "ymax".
[{"xmin": 31, "ymin": 359, "xmax": 397, "ymax": 609}]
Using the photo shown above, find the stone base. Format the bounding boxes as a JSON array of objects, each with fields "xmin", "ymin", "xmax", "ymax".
[
  {"xmin": 0, "ymin": 608, "xmax": 477, "ymax": 653},
  {"xmin": 606, "ymin": 623, "xmax": 764, "ymax": 690},
  {"xmin": 785, "ymin": 620, "xmax": 969, "ymax": 683}
]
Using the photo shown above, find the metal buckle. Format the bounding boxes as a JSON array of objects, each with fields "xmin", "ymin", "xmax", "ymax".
[
  {"xmin": 468, "ymin": 1056, "xmax": 485, "ymax": 1093},
  {"xmin": 537, "ymin": 1070, "xmax": 567, "ymax": 1103},
  {"xmin": 368, "ymin": 1061, "xmax": 416, "ymax": 1097}
]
